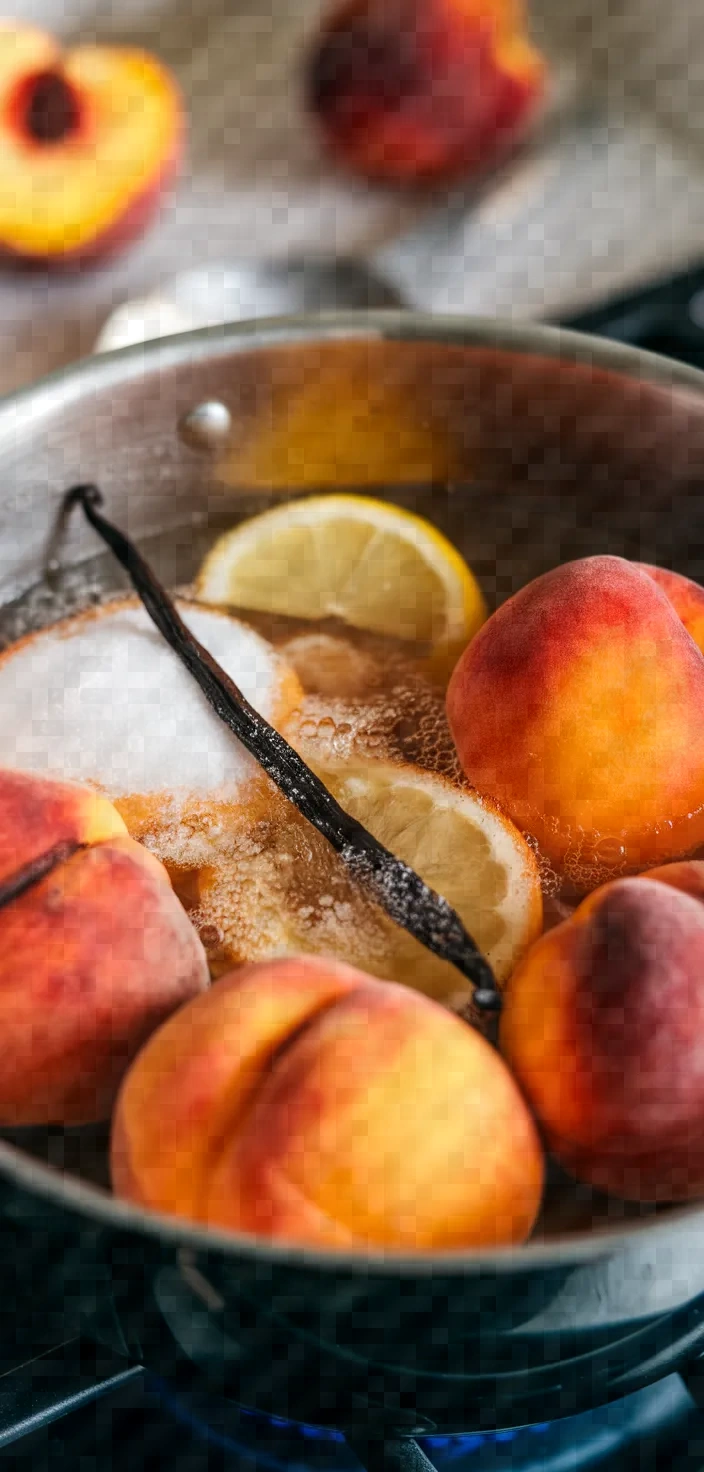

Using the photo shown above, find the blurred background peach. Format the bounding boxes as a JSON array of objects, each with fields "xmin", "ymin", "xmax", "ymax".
[{"xmin": 5, "ymin": 0, "xmax": 704, "ymax": 391}]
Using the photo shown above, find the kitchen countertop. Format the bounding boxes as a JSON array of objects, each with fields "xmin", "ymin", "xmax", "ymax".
[{"xmin": 3, "ymin": 0, "xmax": 704, "ymax": 397}]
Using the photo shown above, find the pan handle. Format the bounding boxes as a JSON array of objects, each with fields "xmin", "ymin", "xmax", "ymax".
[{"xmin": 345, "ymin": 1434, "xmax": 437, "ymax": 1472}]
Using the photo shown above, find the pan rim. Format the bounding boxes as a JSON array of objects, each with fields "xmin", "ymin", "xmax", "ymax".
[
  {"xmin": 0, "ymin": 1126, "xmax": 698, "ymax": 1273},
  {"xmin": 3, "ymin": 308, "xmax": 704, "ymax": 419}
]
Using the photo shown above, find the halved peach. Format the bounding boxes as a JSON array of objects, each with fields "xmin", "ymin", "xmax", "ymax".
[{"xmin": 0, "ymin": 21, "xmax": 183, "ymax": 267}]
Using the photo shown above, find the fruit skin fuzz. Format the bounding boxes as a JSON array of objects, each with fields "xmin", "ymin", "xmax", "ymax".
[
  {"xmin": 305, "ymin": 0, "xmax": 546, "ymax": 185},
  {"xmin": 0, "ymin": 769, "xmax": 208, "ymax": 1127},
  {"xmin": 447, "ymin": 555, "xmax": 704, "ymax": 889},
  {"xmin": 501, "ymin": 862, "xmax": 704, "ymax": 1204},
  {"xmin": 112, "ymin": 955, "xmax": 545, "ymax": 1251},
  {"xmin": 0, "ymin": 21, "xmax": 184, "ymax": 269}
]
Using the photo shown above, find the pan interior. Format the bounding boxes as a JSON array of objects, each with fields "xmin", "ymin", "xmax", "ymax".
[{"xmin": 1, "ymin": 321, "xmax": 703, "ymax": 1258}]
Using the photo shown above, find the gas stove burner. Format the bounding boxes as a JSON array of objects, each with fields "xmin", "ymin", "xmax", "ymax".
[
  {"xmin": 11, "ymin": 1356, "xmax": 701, "ymax": 1472},
  {"xmin": 139, "ymin": 1373, "xmax": 697, "ymax": 1472}
]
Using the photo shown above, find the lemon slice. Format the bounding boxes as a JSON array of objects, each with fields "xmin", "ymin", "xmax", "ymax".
[
  {"xmin": 196, "ymin": 495, "xmax": 486, "ymax": 672},
  {"xmin": 321, "ymin": 762, "xmax": 543, "ymax": 994},
  {"xmin": 196, "ymin": 761, "xmax": 542, "ymax": 1008}
]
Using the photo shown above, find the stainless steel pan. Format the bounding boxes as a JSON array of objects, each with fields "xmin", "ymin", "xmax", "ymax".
[{"xmin": 1, "ymin": 314, "xmax": 704, "ymax": 1454}]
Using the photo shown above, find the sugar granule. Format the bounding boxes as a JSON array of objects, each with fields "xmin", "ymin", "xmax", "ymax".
[{"xmin": 0, "ymin": 598, "xmax": 291, "ymax": 799}]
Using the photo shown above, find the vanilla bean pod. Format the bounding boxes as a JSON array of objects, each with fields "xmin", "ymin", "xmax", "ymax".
[{"xmin": 63, "ymin": 484, "xmax": 500, "ymax": 1011}]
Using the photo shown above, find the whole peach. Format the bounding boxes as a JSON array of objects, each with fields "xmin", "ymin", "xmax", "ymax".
[
  {"xmin": 501, "ymin": 862, "xmax": 704, "ymax": 1202},
  {"xmin": 447, "ymin": 555, "xmax": 704, "ymax": 887},
  {"xmin": 112, "ymin": 956, "xmax": 544, "ymax": 1251},
  {"xmin": 306, "ymin": 0, "xmax": 545, "ymax": 185},
  {"xmin": 0, "ymin": 830, "xmax": 208, "ymax": 1125}
]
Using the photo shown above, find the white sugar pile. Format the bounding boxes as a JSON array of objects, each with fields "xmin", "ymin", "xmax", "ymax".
[{"xmin": 0, "ymin": 598, "xmax": 296, "ymax": 799}]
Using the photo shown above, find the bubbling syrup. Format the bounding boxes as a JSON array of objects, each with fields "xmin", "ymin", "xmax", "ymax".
[{"xmin": 0, "ymin": 486, "xmax": 677, "ymax": 1238}]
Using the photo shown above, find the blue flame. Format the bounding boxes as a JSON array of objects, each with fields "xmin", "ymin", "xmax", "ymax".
[
  {"xmin": 145, "ymin": 1374, "xmax": 554, "ymax": 1469},
  {"xmin": 144, "ymin": 1365, "xmax": 691, "ymax": 1472}
]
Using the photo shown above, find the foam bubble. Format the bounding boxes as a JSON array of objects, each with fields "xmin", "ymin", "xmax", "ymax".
[
  {"xmin": 285, "ymin": 678, "xmax": 463, "ymax": 783},
  {"xmin": 195, "ymin": 790, "xmax": 398, "ymax": 982}
]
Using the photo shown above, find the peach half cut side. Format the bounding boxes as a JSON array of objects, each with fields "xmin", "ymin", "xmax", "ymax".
[{"xmin": 0, "ymin": 21, "xmax": 183, "ymax": 266}]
